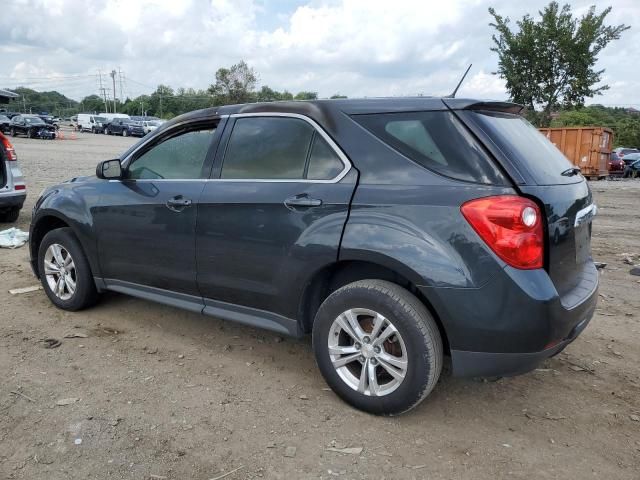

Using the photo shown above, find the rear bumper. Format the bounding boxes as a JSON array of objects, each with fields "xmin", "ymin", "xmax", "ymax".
[
  {"xmin": 450, "ymin": 314, "xmax": 592, "ymax": 377},
  {"xmin": 419, "ymin": 262, "xmax": 598, "ymax": 378},
  {"xmin": 0, "ymin": 192, "xmax": 26, "ymax": 209}
]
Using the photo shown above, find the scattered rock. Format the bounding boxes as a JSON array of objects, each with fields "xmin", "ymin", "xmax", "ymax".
[
  {"xmin": 569, "ymin": 365, "xmax": 585, "ymax": 372},
  {"xmin": 594, "ymin": 262, "xmax": 607, "ymax": 270},
  {"xmin": 299, "ymin": 394, "xmax": 309, "ymax": 400},
  {"xmin": 283, "ymin": 446, "xmax": 297, "ymax": 457},
  {"xmin": 74, "ymin": 438, "xmax": 82, "ymax": 445},
  {"xmin": 146, "ymin": 347, "xmax": 158, "ymax": 354},
  {"xmin": 630, "ymin": 415, "xmax": 640, "ymax": 422},
  {"xmin": 630, "ymin": 267, "xmax": 640, "ymax": 277},
  {"xmin": 178, "ymin": 354, "xmax": 184, "ymax": 359},
  {"xmin": 56, "ymin": 397, "xmax": 79, "ymax": 406}
]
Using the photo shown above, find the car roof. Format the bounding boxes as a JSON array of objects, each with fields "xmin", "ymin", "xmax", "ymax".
[{"xmin": 165, "ymin": 97, "xmax": 520, "ymax": 129}]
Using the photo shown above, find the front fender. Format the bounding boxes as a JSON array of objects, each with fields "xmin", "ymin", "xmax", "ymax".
[{"xmin": 30, "ymin": 183, "xmax": 101, "ymax": 278}]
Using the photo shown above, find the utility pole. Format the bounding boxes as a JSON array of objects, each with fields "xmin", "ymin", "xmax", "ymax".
[
  {"xmin": 110, "ymin": 69, "xmax": 117, "ymax": 113},
  {"xmin": 98, "ymin": 70, "xmax": 109, "ymax": 113},
  {"xmin": 118, "ymin": 68, "xmax": 124, "ymax": 105},
  {"xmin": 22, "ymin": 95, "xmax": 26, "ymax": 113}
]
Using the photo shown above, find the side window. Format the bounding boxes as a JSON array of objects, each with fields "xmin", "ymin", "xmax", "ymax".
[
  {"xmin": 221, "ymin": 117, "xmax": 314, "ymax": 179},
  {"xmin": 306, "ymin": 133, "xmax": 345, "ymax": 180},
  {"xmin": 353, "ymin": 111, "xmax": 507, "ymax": 185},
  {"xmin": 128, "ymin": 127, "xmax": 216, "ymax": 180}
]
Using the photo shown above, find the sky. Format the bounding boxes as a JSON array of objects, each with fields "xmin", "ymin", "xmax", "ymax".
[{"xmin": 0, "ymin": 0, "xmax": 638, "ymax": 106}]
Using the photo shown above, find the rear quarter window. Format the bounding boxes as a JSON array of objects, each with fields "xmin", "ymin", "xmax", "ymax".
[{"xmin": 352, "ymin": 111, "xmax": 507, "ymax": 185}]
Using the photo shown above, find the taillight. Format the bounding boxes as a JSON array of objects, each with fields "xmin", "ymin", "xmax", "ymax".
[
  {"xmin": 0, "ymin": 133, "xmax": 17, "ymax": 161},
  {"xmin": 14, "ymin": 184, "xmax": 25, "ymax": 190},
  {"xmin": 461, "ymin": 195, "xmax": 544, "ymax": 270}
]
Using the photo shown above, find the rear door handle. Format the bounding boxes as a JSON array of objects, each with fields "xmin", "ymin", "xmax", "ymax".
[
  {"xmin": 284, "ymin": 194, "xmax": 322, "ymax": 208},
  {"xmin": 166, "ymin": 195, "xmax": 192, "ymax": 212}
]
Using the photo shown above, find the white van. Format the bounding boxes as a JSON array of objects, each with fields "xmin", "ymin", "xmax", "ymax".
[
  {"xmin": 99, "ymin": 113, "xmax": 130, "ymax": 122},
  {"xmin": 77, "ymin": 113, "xmax": 97, "ymax": 132}
]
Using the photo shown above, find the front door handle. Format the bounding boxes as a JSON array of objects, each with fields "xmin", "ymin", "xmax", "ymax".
[
  {"xmin": 284, "ymin": 194, "xmax": 323, "ymax": 208},
  {"xmin": 166, "ymin": 195, "xmax": 192, "ymax": 212}
]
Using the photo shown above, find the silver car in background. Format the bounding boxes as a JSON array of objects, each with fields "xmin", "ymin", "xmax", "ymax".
[{"xmin": 0, "ymin": 132, "xmax": 26, "ymax": 222}]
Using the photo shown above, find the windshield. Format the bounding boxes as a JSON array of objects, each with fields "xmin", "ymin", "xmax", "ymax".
[
  {"xmin": 25, "ymin": 117, "xmax": 45, "ymax": 125},
  {"xmin": 466, "ymin": 111, "xmax": 578, "ymax": 185},
  {"xmin": 0, "ymin": 115, "xmax": 8, "ymax": 121},
  {"xmin": 95, "ymin": 117, "xmax": 106, "ymax": 122}
]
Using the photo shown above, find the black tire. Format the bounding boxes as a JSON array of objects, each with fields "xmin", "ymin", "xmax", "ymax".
[
  {"xmin": 312, "ymin": 280, "xmax": 443, "ymax": 415},
  {"xmin": 0, "ymin": 207, "xmax": 20, "ymax": 223},
  {"xmin": 38, "ymin": 228, "xmax": 98, "ymax": 311},
  {"xmin": 106, "ymin": 128, "xmax": 111, "ymax": 135},
  {"xmin": 10, "ymin": 127, "xmax": 16, "ymax": 137},
  {"xmin": 91, "ymin": 127, "xmax": 95, "ymax": 134},
  {"xmin": 122, "ymin": 129, "xmax": 128, "ymax": 137}
]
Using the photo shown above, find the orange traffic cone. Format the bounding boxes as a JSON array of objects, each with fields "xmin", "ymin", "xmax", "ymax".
[
  {"xmin": 70, "ymin": 131, "xmax": 77, "ymax": 140},
  {"xmin": 57, "ymin": 130, "xmax": 65, "ymax": 140}
]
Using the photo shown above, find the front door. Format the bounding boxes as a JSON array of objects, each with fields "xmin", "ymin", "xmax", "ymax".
[
  {"xmin": 94, "ymin": 120, "xmax": 221, "ymax": 297},
  {"xmin": 196, "ymin": 114, "xmax": 356, "ymax": 321}
]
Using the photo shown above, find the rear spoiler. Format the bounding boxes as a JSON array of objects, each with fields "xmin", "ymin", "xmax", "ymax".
[{"xmin": 442, "ymin": 99, "xmax": 524, "ymax": 115}]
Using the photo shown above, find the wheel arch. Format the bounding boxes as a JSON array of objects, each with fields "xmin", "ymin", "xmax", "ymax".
[{"xmin": 298, "ymin": 259, "xmax": 450, "ymax": 354}]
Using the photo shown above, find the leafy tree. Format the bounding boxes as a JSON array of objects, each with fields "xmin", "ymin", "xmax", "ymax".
[
  {"xmin": 208, "ymin": 60, "xmax": 258, "ymax": 105},
  {"xmin": 551, "ymin": 106, "xmax": 640, "ymax": 147},
  {"xmin": 80, "ymin": 94, "xmax": 107, "ymax": 113},
  {"xmin": 489, "ymin": 2, "xmax": 629, "ymax": 126},
  {"xmin": 294, "ymin": 91, "xmax": 318, "ymax": 100},
  {"xmin": 330, "ymin": 94, "xmax": 348, "ymax": 99}
]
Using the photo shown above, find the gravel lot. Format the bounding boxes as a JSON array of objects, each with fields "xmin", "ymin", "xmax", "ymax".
[{"xmin": 1, "ymin": 131, "xmax": 639, "ymax": 479}]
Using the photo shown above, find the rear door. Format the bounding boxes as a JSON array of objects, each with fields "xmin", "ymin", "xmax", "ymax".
[
  {"xmin": 196, "ymin": 113, "xmax": 356, "ymax": 321},
  {"xmin": 459, "ymin": 108, "xmax": 597, "ymax": 307}
]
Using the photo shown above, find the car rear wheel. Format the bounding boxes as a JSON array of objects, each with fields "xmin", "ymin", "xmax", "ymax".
[
  {"xmin": 38, "ymin": 228, "xmax": 98, "ymax": 311},
  {"xmin": 122, "ymin": 129, "xmax": 128, "ymax": 137},
  {"xmin": 312, "ymin": 280, "xmax": 443, "ymax": 415},
  {"xmin": 0, "ymin": 207, "xmax": 19, "ymax": 223}
]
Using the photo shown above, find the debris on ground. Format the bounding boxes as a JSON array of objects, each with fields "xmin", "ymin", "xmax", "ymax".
[
  {"xmin": 10, "ymin": 390, "xmax": 35, "ymax": 402},
  {"xmin": 630, "ymin": 415, "xmax": 640, "ymax": 422},
  {"xmin": 630, "ymin": 267, "xmax": 640, "ymax": 276},
  {"xmin": 594, "ymin": 262, "xmax": 607, "ymax": 270},
  {"xmin": 9, "ymin": 285, "xmax": 42, "ymax": 295},
  {"xmin": 41, "ymin": 338, "xmax": 61, "ymax": 349},
  {"xmin": 208, "ymin": 465, "xmax": 244, "ymax": 480},
  {"xmin": 283, "ymin": 446, "xmax": 297, "ymax": 457},
  {"xmin": 56, "ymin": 397, "xmax": 79, "ymax": 406},
  {"xmin": 326, "ymin": 446, "xmax": 364, "ymax": 455},
  {"xmin": 0, "ymin": 228, "xmax": 29, "ymax": 248},
  {"xmin": 64, "ymin": 332, "xmax": 88, "ymax": 339}
]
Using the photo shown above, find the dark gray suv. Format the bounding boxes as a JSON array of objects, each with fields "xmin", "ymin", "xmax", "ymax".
[{"xmin": 29, "ymin": 98, "xmax": 598, "ymax": 414}]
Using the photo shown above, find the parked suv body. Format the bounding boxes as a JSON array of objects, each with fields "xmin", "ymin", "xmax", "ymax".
[
  {"xmin": 29, "ymin": 98, "xmax": 598, "ymax": 414},
  {"xmin": 105, "ymin": 118, "xmax": 145, "ymax": 137},
  {"xmin": 0, "ymin": 132, "xmax": 26, "ymax": 222}
]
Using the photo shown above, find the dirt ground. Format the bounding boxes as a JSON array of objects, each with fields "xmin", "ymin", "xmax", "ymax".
[{"xmin": 1, "ymin": 131, "xmax": 639, "ymax": 480}]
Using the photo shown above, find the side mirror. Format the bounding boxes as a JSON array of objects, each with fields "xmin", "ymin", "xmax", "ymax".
[{"xmin": 96, "ymin": 159, "xmax": 123, "ymax": 179}]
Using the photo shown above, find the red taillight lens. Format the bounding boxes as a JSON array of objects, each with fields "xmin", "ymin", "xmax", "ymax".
[
  {"xmin": 14, "ymin": 184, "xmax": 25, "ymax": 190},
  {"xmin": 461, "ymin": 195, "xmax": 544, "ymax": 270},
  {"xmin": 0, "ymin": 133, "xmax": 17, "ymax": 161}
]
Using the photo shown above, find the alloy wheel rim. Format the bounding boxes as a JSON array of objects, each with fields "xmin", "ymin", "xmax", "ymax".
[
  {"xmin": 44, "ymin": 243, "xmax": 77, "ymax": 301},
  {"xmin": 328, "ymin": 308, "xmax": 408, "ymax": 397}
]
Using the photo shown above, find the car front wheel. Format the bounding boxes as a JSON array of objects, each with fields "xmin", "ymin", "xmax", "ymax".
[
  {"xmin": 122, "ymin": 129, "xmax": 128, "ymax": 137},
  {"xmin": 38, "ymin": 228, "xmax": 98, "ymax": 311},
  {"xmin": 312, "ymin": 280, "xmax": 443, "ymax": 415}
]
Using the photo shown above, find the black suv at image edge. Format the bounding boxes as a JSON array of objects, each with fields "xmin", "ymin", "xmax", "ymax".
[{"xmin": 29, "ymin": 98, "xmax": 598, "ymax": 415}]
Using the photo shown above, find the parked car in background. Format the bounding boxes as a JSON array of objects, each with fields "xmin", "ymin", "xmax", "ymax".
[
  {"xmin": 141, "ymin": 119, "xmax": 164, "ymax": 134},
  {"xmin": 92, "ymin": 116, "xmax": 109, "ymax": 134},
  {"xmin": 9, "ymin": 115, "xmax": 56, "ymax": 139},
  {"xmin": 619, "ymin": 152, "xmax": 640, "ymax": 166},
  {"xmin": 611, "ymin": 147, "xmax": 639, "ymax": 162},
  {"xmin": 623, "ymin": 159, "xmax": 640, "ymax": 178},
  {"xmin": 105, "ymin": 118, "xmax": 145, "ymax": 137},
  {"xmin": 0, "ymin": 132, "xmax": 26, "ymax": 222},
  {"xmin": 0, "ymin": 114, "xmax": 11, "ymax": 133},
  {"xmin": 38, "ymin": 114, "xmax": 60, "ymax": 130},
  {"xmin": 29, "ymin": 98, "xmax": 598, "ymax": 415},
  {"xmin": 608, "ymin": 153, "xmax": 625, "ymax": 176}
]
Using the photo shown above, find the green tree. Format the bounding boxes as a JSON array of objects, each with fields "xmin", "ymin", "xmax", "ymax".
[
  {"xmin": 208, "ymin": 60, "xmax": 258, "ymax": 105},
  {"xmin": 294, "ymin": 91, "xmax": 318, "ymax": 100},
  {"xmin": 81, "ymin": 94, "xmax": 107, "ymax": 113},
  {"xmin": 489, "ymin": 2, "xmax": 629, "ymax": 126}
]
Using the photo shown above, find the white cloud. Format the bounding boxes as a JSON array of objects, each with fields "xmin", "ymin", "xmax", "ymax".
[{"xmin": 0, "ymin": 0, "xmax": 637, "ymax": 106}]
